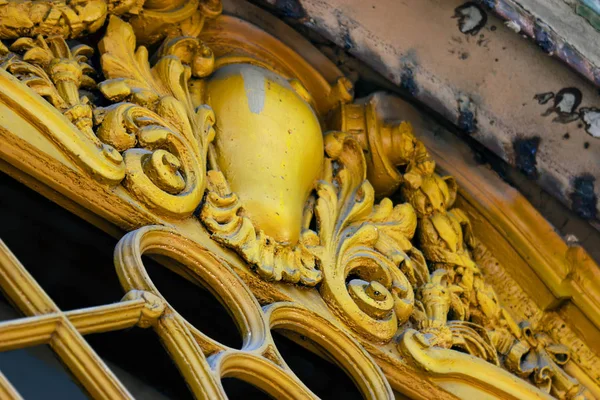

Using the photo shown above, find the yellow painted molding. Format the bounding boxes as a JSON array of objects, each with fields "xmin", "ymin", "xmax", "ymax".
[{"xmin": 0, "ymin": 3, "xmax": 597, "ymax": 399}]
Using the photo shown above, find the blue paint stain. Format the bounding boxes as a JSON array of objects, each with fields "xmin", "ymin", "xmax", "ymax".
[
  {"xmin": 571, "ymin": 174, "xmax": 598, "ymax": 219},
  {"xmin": 513, "ymin": 137, "xmax": 540, "ymax": 179}
]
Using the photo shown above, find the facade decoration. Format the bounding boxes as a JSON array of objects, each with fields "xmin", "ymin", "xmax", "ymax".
[{"xmin": 0, "ymin": 1, "xmax": 598, "ymax": 399}]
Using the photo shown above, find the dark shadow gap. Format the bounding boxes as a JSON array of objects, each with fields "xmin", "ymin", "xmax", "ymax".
[
  {"xmin": 222, "ymin": 377, "xmax": 273, "ymax": 399},
  {"xmin": 0, "ymin": 344, "xmax": 88, "ymax": 400},
  {"xmin": 142, "ymin": 255, "xmax": 243, "ymax": 349},
  {"xmin": 272, "ymin": 330, "xmax": 364, "ymax": 400}
]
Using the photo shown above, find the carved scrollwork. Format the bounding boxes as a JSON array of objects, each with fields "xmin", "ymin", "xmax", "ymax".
[
  {"xmin": 201, "ymin": 129, "xmax": 423, "ymax": 342},
  {"xmin": 0, "ymin": 16, "xmax": 216, "ymax": 216},
  {"xmin": 313, "ymin": 131, "xmax": 423, "ymax": 342},
  {"xmin": 0, "ymin": 34, "xmax": 125, "ymax": 183},
  {"xmin": 397, "ymin": 154, "xmax": 587, "ymax": 398},
  {"xmin": 201, "ymin": 170, "xmax": 322, "ymax": 286},
  {"xmin": 113, "ymin": 225, "xmax": 393, "ymax": 399},
  {"xmin": 0, "ymin": 0, "xmax": 222, "ymax": 45},
  {"xmin": 330, "ymin": 98, "xmax": 591, "ymax": 397},
  {"xmin": 505, "ymin": 323, "xmax": 584, "ymax": 399},
  {"xmin": 0, "ymin": 5, "xmax": 595, "ymax": 398},
  {"xmin": 0, "ymin": 0, "xmax": 115, "ymax": 39},
  {"xmin": 93, "ymin": 16, "xmax": 215, "ymax": 216}
]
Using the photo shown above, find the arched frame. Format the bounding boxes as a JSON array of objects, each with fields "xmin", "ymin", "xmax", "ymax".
[{"xmin": 0, "ymin": 1, "xmax": 598, "ymax": 399}]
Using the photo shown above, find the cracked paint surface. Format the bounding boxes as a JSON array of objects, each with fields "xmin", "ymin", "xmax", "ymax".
[{"xmin": 260, "ymin": 0, "xmax": 600, "ymax": 222}]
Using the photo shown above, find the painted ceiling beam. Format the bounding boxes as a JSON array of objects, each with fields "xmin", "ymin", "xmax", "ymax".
[
  {"xmin": 477, "ymin": 0, "xmax": 600, "ymax": 88},
  {"xmin": 254, "ymin": 0, "xmax": 600, "ymax": 229}
]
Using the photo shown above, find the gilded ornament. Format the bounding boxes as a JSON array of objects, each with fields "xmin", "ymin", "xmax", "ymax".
[
  {"xmin": 201, "ymin": 169, "xmax": 323, "ymax": 285},
  {"xmin": 205, "ymin": 63, "xmax": 324, "ymax": 245},
  {"xmin": 0, "ymin": 4, "xmax": 596, "ymax": 399},
  {"xmin": 313, "ymin": 131, "xmax": 420, "ymax": 342},
  {"xmin": 0, "ymin": 34, "xmax": 125, "ymax": 183},
  {"xmin": 95, "ymin": 16, "xmax": 215, "ymax": 216},
  {"xmin": 329, "ymin": 98, "xmax": 435, "ymax": 197},
  {"xmin": 0, "ymin": 0, "xmax": 221, "ymax": 44}
]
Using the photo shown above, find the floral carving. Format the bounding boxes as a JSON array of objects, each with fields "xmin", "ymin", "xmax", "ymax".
[
  {"xmin": 0, "ymin": 34, "xmax": 125, "ymax": 183},
  {"xmin": 201, "ymin": 170, "xmax": 322, "ymax": 286},
  {"xmin": 0, "ymin": 8, "xmax": 592, "ymax": 398},
  {"xmin": 0, "ymin": 0, "xmax": 113, "ymax": 39},
  {"xmin": 333, "ymin": 99, "xmax": 592, "ymax": 398},
  {"xmin": 2, "ymin": 35, "xmax": 96, "ymax": 134},
  {"xmin": 1, "ymin": 16, "xmax": 216, "ymax": 216},
  {"xmin": 0, "ymin": 0, "xmax": 222, "ymax": 45},
  {"xmin": 506, "ymin": 323, "xmax": 584, "ymax": 399},
  {"xmin": 201, "ymin": 130, "xmax": 423, "ymax": 342},
  {"xmin": 397, "ymin": 150, "xmax": 586, "ymax": 398}
]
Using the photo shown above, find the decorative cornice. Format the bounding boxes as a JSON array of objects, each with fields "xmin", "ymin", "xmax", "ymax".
[{"xmin": 0, "ymin": 3, "xmax": 597, "ymax": 399}]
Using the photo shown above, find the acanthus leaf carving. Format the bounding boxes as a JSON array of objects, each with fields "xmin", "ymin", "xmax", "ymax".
[
  {"xmin": 393, "ymin": 133, "xmax": 588, "ymax": 398},
  {"xmin": 94, "ymin": 16, "xmax": 215, "ymax": 216},
  {"xmin": 0, "ymin": 34, "xmax": 126, "ymax": 183},
  {"xmin": 201, "ymin": 169, "xmax": 323, "ymax": 286},
  {"xmin": 1, "ymin": 15, "xmax": 216, "ymax": 216},
  {"xmin": 0, "ymin": 0, "xmax": 222, "ymax": 45},
  {"xmin": 0, "ymin": 8, "xmax": 593, "ymax": 398},
  {"xmin": 313, "ymin": 131, "xmax": 418, "ymax": 342}
]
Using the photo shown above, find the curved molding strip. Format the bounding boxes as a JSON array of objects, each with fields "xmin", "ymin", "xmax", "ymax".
[{"xmin": 399, "ymin": 329, "xmax": 552, "ymax": 400}]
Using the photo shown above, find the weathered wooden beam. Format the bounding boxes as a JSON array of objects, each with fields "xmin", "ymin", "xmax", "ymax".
[
  {"xmin": 254, "ymin": 0, "xmax": 600, "ymax": 227},
  {"xmin": 477, "ymin": 0, "xmax": 600, "ymax": 87}
]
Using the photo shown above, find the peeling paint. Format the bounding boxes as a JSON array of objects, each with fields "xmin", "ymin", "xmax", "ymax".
[
  {"xmin": 513, "ymin": 137, "xmax": 540, "ymax": 179},
  {"xmin": 262, "ymin": 0, "xmax": 600, "ymax": 225},
  {"xmin": 580, "ymin": 107, "xmax": 600, "ymax": 138},
  {"xmin": 504, "ymin": 20, "xmax": 521, "ymax": 33},
  {"xmin": 541, "ymin": 87, "xmax": 582, "ymax": 123},
  {"xmin": 274, "ymin": 0, "xmax": 307, "ymax": 19},
  {"xmin": 555, "ymin": 89, "xmax": 581, "ymax": 113},
  {"xmin": 534, "ymin": 22, "xmax": 555, "ymax": 54},
  {"xmin": 571, "ymin": 175, "xmax": 598, "ymax": 219},
  {"xmin": 476, "ymin": 0, "xmax": 600, "ymax": 88},
  {"xmin": 242, "ymin": 66, "xmax": 266, "ymax": 114},
  {"xmin": 457, "ymin": 95, "xmax": 477, "ymax": 133},
  {"xmin": 534, "ymin": 91, "xmax": 554, "ymax": 105},
  {"xmin": 480, "ymin": 0, "xmax": 497, "ymax": 9},
  {"xmin": 342, "ymin": 31, "xmax": 354, "ymax": 50},
  {"xmin": 333, "ymin": 9, "xmax": 358, "ymax": 53},
  {"xmin": 454, "ymin": 2, "xmax": 488, "ymax": 35}
]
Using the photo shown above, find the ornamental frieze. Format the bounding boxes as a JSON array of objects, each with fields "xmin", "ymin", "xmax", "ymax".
[{"xmin": 0, "ymin": 1, "xmax": 598, "ymax": 399}]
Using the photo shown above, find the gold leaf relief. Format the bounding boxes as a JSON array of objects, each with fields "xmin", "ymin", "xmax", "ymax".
[
  {"xmin": 95, "ymin": 16, "xmax": 214, "ymax": 216},
  {"xmin": 0, "ymin": 15, "xmax": 215, "ymax": 215},
  {"xmin": 0, "ymin": 0, "xmax": 222, "ymax": 44},
  {"xmin": 99, "ymin": 16, "xmax": 169, "ymax": 105},
  {"xmin": 314, "ymin": 131, "xmax": 417, "ymax": 342},
  {"xmin": 0, "ymin": 6, "xmax": 592, "ymax": 398},
  {"xmin": 201, "ymin": 170, "xmax": 322, "ymax": 286},
  {"xmin": 0, "ymin": 34, "xmax": 125, "ymax": 183}
]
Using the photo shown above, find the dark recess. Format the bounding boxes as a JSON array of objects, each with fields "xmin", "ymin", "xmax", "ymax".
[{"xmin": 0, "ymin": 172, "xmax": 365, "ymax": 399}]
